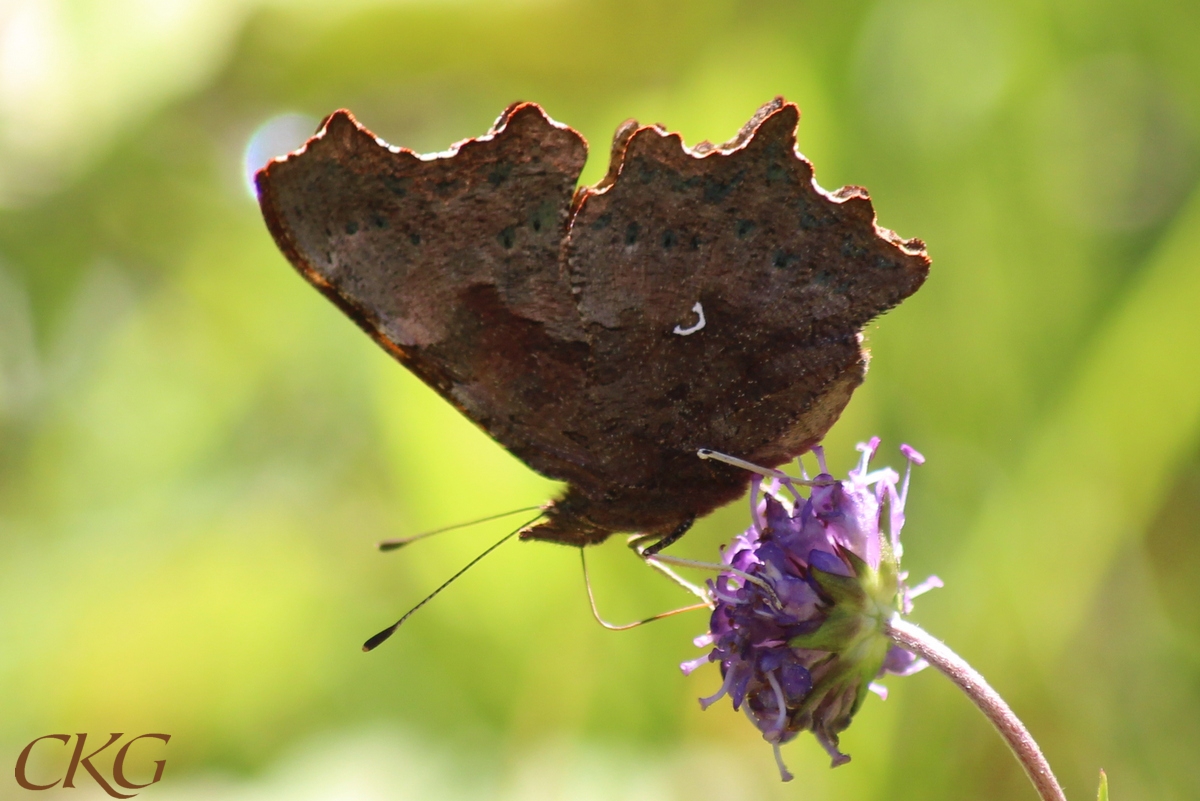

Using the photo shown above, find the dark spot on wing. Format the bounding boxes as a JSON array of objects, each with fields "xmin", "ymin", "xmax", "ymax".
[
  {"xmin": 841, "ymin": 235, "xmax": 867, "ymax": 259},
  {"xmin": 766, "ymin": 159, "xmax": 788, "ymax": 184},
  {"xmin": 488, "ymin": 162, "xmax": 512, "ymax": 186},
  {"xmin": 773, "ymin": 249, "xmax": 800, "ymax": 269},
  {"xmin": 667, "ymin": 382, "xmax": 689, "ymax": 401},
  {"xmin": 703, "ymin": 169, "xmax": 745, "ymax": 203},
  {"xmin": 382, "ymin": 175, "xmax": 409, "ymax": 197},
  {"xmin": 634, "ymin": 157, "xmax": 658, "ymax": 184},
  {"xmin": 530, "ymin": 201, "xmax": 557, "ymax": 234}
]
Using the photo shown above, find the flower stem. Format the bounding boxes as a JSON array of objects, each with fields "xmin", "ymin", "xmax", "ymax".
[{"xmin": 884, "ymin": 616, "xmax": 1067, "ymax": 801}]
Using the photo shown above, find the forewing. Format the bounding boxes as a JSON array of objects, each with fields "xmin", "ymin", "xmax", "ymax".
[{"xmin": 255, "ymin": 104, "xmax": 598, "ymax": 483}]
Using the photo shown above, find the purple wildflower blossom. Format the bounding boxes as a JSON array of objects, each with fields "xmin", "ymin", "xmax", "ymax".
[{"xmin": 683, "ymin": 439, "xmax": 936, "ymax": 781}]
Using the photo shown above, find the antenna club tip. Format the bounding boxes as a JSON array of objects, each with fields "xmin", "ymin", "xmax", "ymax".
[
  {"xmin": 362, "ymin": 632, "xmax": 391, "ymax": 651},
  {"xmin": 363, "ymin": 510, "xmax": 539, "ymax": 652}
]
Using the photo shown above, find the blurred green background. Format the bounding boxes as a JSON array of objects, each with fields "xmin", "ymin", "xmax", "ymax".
[{"xmin": 2, "ymin": 0, "xmax": 1199, "ymax": 798}]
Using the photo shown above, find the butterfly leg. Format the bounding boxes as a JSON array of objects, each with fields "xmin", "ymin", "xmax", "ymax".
[
  {"xmin": 628, "ymin": 534, "xmax": 710, "ymax": 604},
  {"xmin": 632, "ymin": 539, "xmax": 785, "ymax": 610},
  {"xmin": 582, "ymin": 549, "xmax": 710, "ymax": 629},
  {"xmin": 628, "ymin": 530, "xmax": 710, "ymax": 604},
  {"xmin": 641, "ymin": 516, "xmax": 695, "ymax": 556}
]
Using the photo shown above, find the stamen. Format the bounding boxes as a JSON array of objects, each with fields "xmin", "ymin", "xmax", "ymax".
[
  {"xmin": 873, "ymin": 466, "xmax": 905, "ymax": 557},
  {"xmin": 779, "ymin": 477, "xmax": 804, "ymax": 503},
  {"xmin": 813, "ymin": 445, "xmax": 829, "ymax": 475},
  {"xmin": 766, "ymin": 669, "xmax": 789, "ymax": 735},
  {"xmin": 865, "ymin": 435, "xmax": 882, "ymax": 457},
  {"xmin": 700, "ymin": 668, "xmax": 735, "ymax": 710},
  {"xmin": 901, "ymin": 467, "xmax": 913, "ymax": 508},
  {"xmin": 853, "ymin": 436, "xmax": 881, "ymax": 477},
  {"xmin": 710, "ymin": 584, "xmax": 745, "ymax": 605},
  {"xmin": 860, "ymin": 467, "xmax": 897, "ymax": 486},
  {"xmin": 908, "ymin": 574, "xmax": 944, "ymax": 599},
  {"xmin": 898, "ymin": 444, "xmax": 924, "ymax": 510},
  {"xmin": 750, "ymin": 476, "xmax": 764, "ymax": 535},
  {"xmin": 902, "ymin": 574, "xmax": 942, "ymax": 613},
  {"xmin": 772, "ymin": 742, "xmax": 794, "ymax": 782},
  {"xmin": 900, "ymin": 443, "xmax": 926, "ymax": 464},
  {"xmin": 814, "ymin": 729, "xmax": 851, "ymax": 768},
  {"xmin": 754, "ymin": 638, "xmax": 787, "ymax": 649}
]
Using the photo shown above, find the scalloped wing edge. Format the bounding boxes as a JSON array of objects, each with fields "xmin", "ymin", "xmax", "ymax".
[{"xmin": 570, "ymin": 97, "xmax": 929, "ymax": 265}]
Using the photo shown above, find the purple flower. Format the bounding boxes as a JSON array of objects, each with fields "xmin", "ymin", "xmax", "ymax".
[{"xmin": 683, "ymin": 439, "xmax": 937, "ymax": 781}]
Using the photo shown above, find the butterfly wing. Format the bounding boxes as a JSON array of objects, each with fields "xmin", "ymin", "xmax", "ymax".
[
  {"xmin": 257, "ymin": 100, "xmax": 930, "ymax": 548},
  {"xmin": 532, "ymin": 100, "xmax": 929, "ymax": 541},
  {"xmin": 255, "ymin": 104, "xmax": 599, "ymax": 487}
]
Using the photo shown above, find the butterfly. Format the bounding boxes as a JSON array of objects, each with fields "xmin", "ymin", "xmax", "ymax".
[{"xmin": 255, "ymin": 97, "xmax": 928, "ymax": 551}]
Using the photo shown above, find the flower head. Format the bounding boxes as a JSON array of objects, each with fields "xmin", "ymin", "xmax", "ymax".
[{"xmin": 682, "ymin": 439, "xmax": 937, "ymax": 780}]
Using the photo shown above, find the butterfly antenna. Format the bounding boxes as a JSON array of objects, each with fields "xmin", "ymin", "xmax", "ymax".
[
  {"xmin": 363, "ymin": 511, "xmax": 543, "ymax": 652},
  {"xmin": 581, "ymin": 549, "xmax": 710, "ymax": 630},
  {"xmin": 377, "ymin": 506, "xmax": 543, "ymax": 551}
]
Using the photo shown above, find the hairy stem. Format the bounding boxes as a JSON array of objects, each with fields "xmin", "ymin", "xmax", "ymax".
[{"xmin": 884, "ymin": 616, "xmax": 1067, "ymax": 801}]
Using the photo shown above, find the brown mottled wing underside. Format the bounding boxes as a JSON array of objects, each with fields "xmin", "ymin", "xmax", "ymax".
[
  {"xmin": 255, "ymin": 99, "xmax": 929, "ymax": 548},
  {"xmin": 535, "ymin": 100, "xmax": 928, "ymax": 543},
  {"xmin": 256, "ymin": 104, "xmax": 600, "ymax": 489}
]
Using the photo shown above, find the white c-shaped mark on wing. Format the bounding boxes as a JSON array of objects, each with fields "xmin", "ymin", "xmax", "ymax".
[{"xmin": 673, "ymin": 302, "xmax": 706, "ymax": 336}]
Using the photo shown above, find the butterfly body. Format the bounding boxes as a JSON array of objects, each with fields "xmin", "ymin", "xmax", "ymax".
[{"xmin": 255, "ymin": 99, "xmax": 928, "ymax": 547}]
